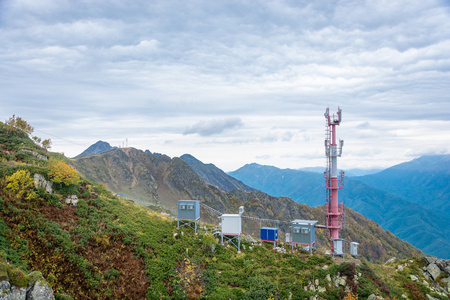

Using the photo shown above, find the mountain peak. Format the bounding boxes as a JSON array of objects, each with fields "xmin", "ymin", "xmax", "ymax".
[{"xmin": 75, "ymin": 140, "xmax": 117, "ymax": 158}]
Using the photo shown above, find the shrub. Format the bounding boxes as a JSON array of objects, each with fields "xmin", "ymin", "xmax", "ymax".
[
  {"xmin": 48, "ymin": 159, "xmax": 80, "ymax": 186},
  {"xmin": 5, "ymin": 169, "xmax": 36, "ymax": 200}
]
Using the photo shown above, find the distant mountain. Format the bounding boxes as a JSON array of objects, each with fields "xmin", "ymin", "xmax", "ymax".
[
  {"xmin": 180, "ymin": 154, "xmax": 255, "ymax": 193},
  {"xmin": 229, "ymin": 162, "xmax": 450, "ymax": 259},
  {"xmin": 71, "ymin": 148, "xmax": 422, "ymax": 262},
  {"xmin": 355, "ymin": 155, "xmax": 450, "ymax": 213},
  {"xmin": 299, "ymin": 166, "xmax": 383, "ymax": 177},
  {"xmin": 75, "ymin": 140, "xmax": 117, "ymax": 157}
]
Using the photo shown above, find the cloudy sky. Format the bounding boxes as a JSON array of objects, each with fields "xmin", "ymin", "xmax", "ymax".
[{"xmin": 1, "ymin": 0, "xmax": 449, "ymax": 172}]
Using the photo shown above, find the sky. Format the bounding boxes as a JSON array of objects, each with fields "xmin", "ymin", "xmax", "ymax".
[{"xmin": 1, "ymin": 0, "xmax": 449, "ymax": 172}]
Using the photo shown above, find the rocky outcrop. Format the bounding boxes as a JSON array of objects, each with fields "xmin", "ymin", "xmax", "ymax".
[
  {"xmin": 0, "ymin": 268, "xmax": 54, "ymax": 300},
  {"xmin": 65, "ymin": 195, "xmax": 78, "ymax": 206},
  {"xmin": 19, "ymin": 149, "xmax": 48, "ymax": 161},
  {"xmin": 33, "ymin": 174, "xmax": 52, "ymax": 193}
]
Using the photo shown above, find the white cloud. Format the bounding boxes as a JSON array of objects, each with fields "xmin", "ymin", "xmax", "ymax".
[
  {"xmin": 0, "ymin": 0, "xmax": 449, "ymax": 170},
  {"xmin": 183, "ymin": 117, "xmax": 243, "ymax": 136}
]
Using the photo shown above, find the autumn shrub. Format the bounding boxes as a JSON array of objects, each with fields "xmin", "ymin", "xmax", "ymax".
[
  {"xmin": 6, "ymin": 264, "xmax": 29, "ymax": 287},
  {"xmin": 405, "ymin": 282, "xmax": 427, "ymax": 300},
  {"xmin": 5, "ymin": 169, "xmax": 36, "ymax": 200},
  {"xmin": 48, "ymin": 159, "xmax": 80, "ymax": 186}
]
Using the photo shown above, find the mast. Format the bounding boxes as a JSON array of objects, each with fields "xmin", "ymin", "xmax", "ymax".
[{"xmin": 324, "ymin": 108, "xmax": 344, "ymax": 242}]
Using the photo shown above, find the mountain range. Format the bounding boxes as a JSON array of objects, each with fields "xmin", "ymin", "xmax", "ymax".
[
  {"xmin": 74, "ymin": 141, "xmax": 449, "ymax": 259},
  {"xmin": 71, "ymin": 144, "xmax": 422, "ymax": 263},
  {"xmin": 229, "ymin": 160, "xmax": 450, "ymax": 259}
]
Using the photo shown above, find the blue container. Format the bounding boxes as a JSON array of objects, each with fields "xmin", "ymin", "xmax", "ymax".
[{"xmin": 260, "ymin": 227, "xmax": 278, "ymax": 241}]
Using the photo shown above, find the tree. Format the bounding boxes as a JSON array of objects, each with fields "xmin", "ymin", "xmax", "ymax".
[
  {"xmin": 5, "ymin": 115, "xmax": 34, "ymax": 136},
  {"xmin": 41, "ymin": 139, "xmax": 52, "ymax": 152},
  {"xmin": 48, "ymin": 159, "xmax": 80, "ymax": 186}
]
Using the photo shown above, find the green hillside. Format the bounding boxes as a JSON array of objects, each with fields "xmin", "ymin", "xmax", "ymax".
[{"xmin": 1, "ymin": 119, "xmax": 449, "ymax": 300}]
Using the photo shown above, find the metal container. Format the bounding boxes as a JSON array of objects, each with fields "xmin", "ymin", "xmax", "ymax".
[
  {"xmin": 177, "ymin": 200, "xmax": 200, "ymax": 220},
  {"xmin": 350, "ymin": 242, "xmax": 359, "ymax": 256},
  {"xmin": 291, "ymin": 220, "xmax": 318, "ymax": 245},
  {"xmin": 260, "ymin": 227, "xmax": 278, "ymax": 241},
  {"xmin": 333, "ymin": 239, "xmax": 343, "ymax": 255},
  {"xmin": 220, "ymin": 214, "xmax": 242, "ymax": 235}
]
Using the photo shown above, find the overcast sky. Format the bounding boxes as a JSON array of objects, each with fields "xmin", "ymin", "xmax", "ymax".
[{"xmin": 1, "ymin": 0, "xmax": 449, "ymax": 172}]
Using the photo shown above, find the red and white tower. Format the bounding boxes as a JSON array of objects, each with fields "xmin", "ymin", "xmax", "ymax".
[{"xmin": 324, "ymin": 108, "xmax": 345, "ymax": 245}]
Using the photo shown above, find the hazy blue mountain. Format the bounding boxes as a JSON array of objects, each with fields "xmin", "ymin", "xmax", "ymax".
[
  {"xmin": 180, "ymin": 154, "xmax": 255, "ymax": 193},
  {"xmin": 229, "ymin": 162, "xmax": 450, "ymax": 258},
  {"xmin": 299, "ymin": 166, "xmax": 383, "ymax": 177},
  {"xmin": 355, "ymin": 155, "xmax": 450, "ymax": 213},
  {"xmin": 229, "ymin": 163, "xmax": 324, "ymax": 205},
  {"xmin": 75, "ymin": 140, "xmax": 117, "ymax": 157}
]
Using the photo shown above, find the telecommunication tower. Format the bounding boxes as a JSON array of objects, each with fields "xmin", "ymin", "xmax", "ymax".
[{"xmin": 324, "ymin": 108, "xmax": 345, "ymax": 252}]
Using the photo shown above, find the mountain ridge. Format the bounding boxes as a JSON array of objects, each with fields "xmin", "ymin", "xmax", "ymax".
[
  {"xmin": 71, "ymin": 146, "xmax": 422, "ymax": 263},
  {"xmin": 228, "ymin": 162, "xmax": 450, "ymax": 259}
]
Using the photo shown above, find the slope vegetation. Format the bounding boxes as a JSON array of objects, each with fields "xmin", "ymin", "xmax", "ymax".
[{"xmin": 2, "ymin": 120, "xmax": 446, "ymax": 300}]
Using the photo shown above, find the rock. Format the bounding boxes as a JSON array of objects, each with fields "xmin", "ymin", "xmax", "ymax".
[
  {"xmin": 385, "ymin": 257, "xmax": 396, "ymax": 265},
  {"xmin": 34, "ymin": 174, "xmax": 52, "ymax": 193},
  {"xmin": 368, "ymin": 294, "xmax": 377, "ymax": 300},
  {"xmin": 442, "ymin": 277, "xmax": 450, "ymax": 283},
  {"xmin": 19, "ymin": 149, "xmax": 48, "ymax": 161},
  {"xmin": 445, "ymin": 265, "xmax": 450, "ymax": 275},
  {"xmin": 426, "ymin": 294, "xmax": 439, "ymax": 300},
  {"xmin": 326, "ymin": 274, "xmax": 331, "ymax": 282},
  {"xmin": 435, "ymin": 259, "xmax": 448, "ymax": 271},
  {"xmin": 10, "ymin": 285, "xmax": 27, "ymax": 299},
  {"xmin": 423, "ymin": 280, "xmax": 430, "ymax": 287},
  {"xmin": 410, "ymin": 274, "xmax": 418, "ymax": 281},
  {"xmin": 314, "ymin": 279, "xmax": 319, "ymax": 286},
  {"xmin": 397, "ymin": 265, "xmax": 404, "ymax": 272},
  {"xmin": 425, "ymin": 256, "xmax": 437, "ymax": 265},
  {"xmin": 337, "ymin": 276, "xmax": 347, "ymax": 286},
  {"xmin": 0, "ymin": 280, "xmax": 11, "ymax": 298},
  {"xmin": 317, "ymin": 286, "xmax": 326, "ymax": 293},
  {"xmin": 401, "ymin": 295, "xmax": 408, "ymax": 299},
  {"xmin": 65, "ymin": 195, "xmax": 78, "ymax": 206},
  {"xmin": 427, "ymin": 263, "xmax": 442, "ymax": 280},
  {"xmin": 27, "ymin": 278, "xmax": 55, "ymax": 300}
]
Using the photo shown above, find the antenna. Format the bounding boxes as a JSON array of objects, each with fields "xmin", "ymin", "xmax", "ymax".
[{"xmin": 324, "ymin": 107, "xmax": 345, "ymax": 252}]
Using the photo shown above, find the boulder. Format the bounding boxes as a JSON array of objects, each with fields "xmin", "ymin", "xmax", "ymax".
[
  {"xmin": 435, "ymin": 259, "xmax": 446, "ymax": 270},
  {"xmin": 443, "ymin": 264, "xmax": 450, "ymax": 275},
  {"xmin": 410, "ymin": 274, "xmax": 419, "ymax": 281},
  {"xmin": 425, "ymin": 256, "xmax": 437, "ymax": 265},
  {"xmin": 427, "ymin": 263, "xmax": 442, "ymax": 280},
  {"xmin": 27, "ymin": 278, "xmax": 55, "ymax": 300},
  {"xmin": 34, "ymin": 174, "xmax": 52, "ymax": 193},
  {"xmin": 10, "ymin": 286, "xmax": 27, "ymax": 299},
  {"xmin": 65, "ymin": 195, "xmax": 78, "ymax": 206},
  {"xmin": 385, "ymin": 257, "xmax": 396, "ymax": 265}
]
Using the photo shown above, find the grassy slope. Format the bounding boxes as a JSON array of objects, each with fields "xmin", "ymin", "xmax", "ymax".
[{"xmin": 1, "ymin": 122, "xmax": 444, "ymax": 300}]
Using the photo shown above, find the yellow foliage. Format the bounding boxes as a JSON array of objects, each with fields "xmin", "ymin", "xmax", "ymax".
[
  {"xmin": 48, "ymin": 159, "xmax": 80, "ymax": 185},
  {"xmin": 343, "ymin": 291, "xmax": 358, "ymax": 300},
  {"xmin": 5, "ymin": 170, "xmax": 35, "ymax": 200}
]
